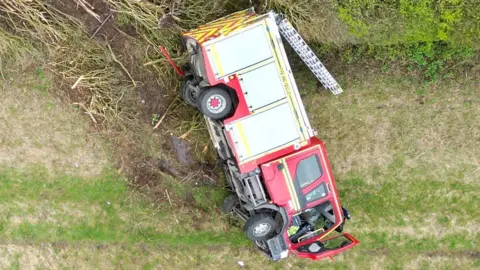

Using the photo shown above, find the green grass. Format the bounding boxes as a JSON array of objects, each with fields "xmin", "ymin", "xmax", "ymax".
[
  {"xmin": 291, "ymin": 66, "xmax": 480, "ymax": 268},
  {"xmin": 2, "ymin": 64, "xmax": 479, "ymax": 269},
  {"xmin": 2, "ymin": 70, "xmax": 479, "ymax": 268},
  {"xmin": 33, "ymin": 67, "xmax": 50, "ymax": 94},
  {"xmin": 10, "ymin": 221, "xmax": 247, "ymax": 246},
  {"xmin": 342, "ymin": 176, "xmax": 480, "ymax": 228},
  {"xmin": 0, "ymin": 167, "xmax": 126, "ymax": 203},
  {"xmin": 0, "ymin": 166, "xmax": 247, "ymax": 245}
]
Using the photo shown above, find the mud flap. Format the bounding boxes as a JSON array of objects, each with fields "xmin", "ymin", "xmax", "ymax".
[{"xmin": 266, "ymin": 235, "xmax": 289, "ymax": 261}]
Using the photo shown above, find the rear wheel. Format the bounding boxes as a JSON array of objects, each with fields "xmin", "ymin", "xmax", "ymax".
[
  {"xmin": 180, "ymin": 80, "xmax": 198, "ymax": 107},
  {"xmin": 197, "ymin": 87, "xmax": 233, "ymax": 120},
  {"xmin": 244, "ymin": 213, "xmax": 278, "ymax": 241}
]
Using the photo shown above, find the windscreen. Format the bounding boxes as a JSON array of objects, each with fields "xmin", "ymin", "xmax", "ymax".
[{"xmin": 294, "ymin": 154, "xmax": 322, "ymax": 188}]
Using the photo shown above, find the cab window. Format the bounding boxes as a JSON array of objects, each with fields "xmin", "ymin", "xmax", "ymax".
[{"xmin": 294, "ymin": 154, "xmax": 322, "ymax": 188}]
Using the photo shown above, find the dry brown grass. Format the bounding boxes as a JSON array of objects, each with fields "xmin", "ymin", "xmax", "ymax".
[
  {"xmin": 50, "ymin": 39, "xmax": 139, "ymax": 128},
  {"xmin": 0, "ymin": 242, "xmax": 477, "ymax": 270},
  {"xmin": 0, "ymin": 1, "xmax": 139, "ymax": 128},
  {"xmin": 0, "ymin": 0, "xmax": 78, "ymax": 45},
  {"xmin": 0, "ymin": 69, "xmax": 108, "ymax": 177}
]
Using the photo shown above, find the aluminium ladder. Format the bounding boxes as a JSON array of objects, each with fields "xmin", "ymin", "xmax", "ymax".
[{"xmin": 275, "ymin": 16, "xmax": 343, "ymax": 95}]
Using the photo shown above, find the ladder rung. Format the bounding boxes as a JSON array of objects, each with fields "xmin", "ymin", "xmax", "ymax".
[{"xmin": 275, "ymin": 17, "xmax": 343, "ymax": 95}]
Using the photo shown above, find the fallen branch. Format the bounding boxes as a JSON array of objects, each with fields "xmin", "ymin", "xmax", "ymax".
[
  {"xmin": 164, "ymin": 189, "xmax": 179, "ymax": 223},
  {"xmin": 112, "ymin": 25, "xmax": 137, "ymax": 40},
  {"xmin": 202, "ymin": 174, "xmax": 216, "ymax": 184},
  {"xmin": 143, "ymin": 59, "xmax": 163, "ymax": 67},
  {"xmin": 71, "ymin": 75, "xmax": 84, "ymax": 89},
  {"xmin": 107, "ymin": 44, "xmax": 137, "ymax": 87},
  {"xmin": 117, "ymin": 156, "xmax": 125, "ymax": 174},
  {"xmin": 73, "ymin": 102, "xmax": 98, "ymax": 124},
  {"xmin": 173, "ymin": 214, "xmax": 179, "ymax": 224},
  {"xmin": 75, "ymin": 0, "xmax": 101, "ymax": 22},
  {"xmin": 0, "ymin": 61, "xmax": 5, "ymax": 80},
  {"xmin": 179, "ymin": 127, "xmax": 194, "ymax": 139},
  {"xmin": 165, "ymin": 189, "xmax": 173, "ymax": 206},
  {"xmin": 90, "ymin": 12, "xmax": 113, "ymax": 39},
  {"xmin": 153, "ymin": 96, "xmax": 178, "ymax": 129}
]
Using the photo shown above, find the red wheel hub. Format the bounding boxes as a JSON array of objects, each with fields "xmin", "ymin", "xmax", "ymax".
[
  {"xmin": 205, "ymin": 94, "xmax": 227, "ymax": 113},
  {"xmin": 209, "ymin": 97, "xmax": 221, "ymax": 108}
]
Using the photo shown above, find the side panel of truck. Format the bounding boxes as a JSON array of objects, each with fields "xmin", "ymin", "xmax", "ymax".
[
  {"xmin": 205, "ymin": 24, "xmax": 272, "ymax": 79},
  {"xmin": 202, "ymin": 17, "xmax": 314, "ymax": 168},
  {"xmin": 226, "ymin": 102, "xmax": 300, "ymax": 160}
]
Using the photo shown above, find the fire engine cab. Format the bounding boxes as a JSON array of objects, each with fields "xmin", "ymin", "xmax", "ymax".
[{"xmin": 178, "ymin": 8, "xmax": 358, "ymax": 261}]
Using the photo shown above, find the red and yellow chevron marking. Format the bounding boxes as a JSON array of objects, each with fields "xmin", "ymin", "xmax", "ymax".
[
  {"xmin": 207, "ymin": 8, "xmax": 255, "ymax": 24},
  {"xmin": 183, "ymin": 8, "xmax": 263, "ymax": 43}
]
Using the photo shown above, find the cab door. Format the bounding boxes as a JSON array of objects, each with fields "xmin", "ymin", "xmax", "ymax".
[
  {"xmin": 283, "ymin": 147, "xmax": 326, "ymax": 210},
  {"xmin": 293, "ymin": 233, "xmax": 359, "ymax": 260},
  {"xmin": 283, "ymin": 144, "xmax": 346, "ymax": 239}
]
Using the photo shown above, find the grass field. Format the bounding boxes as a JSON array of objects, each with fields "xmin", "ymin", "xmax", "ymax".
[
  {"xmin": 1, "ymin": 63, "xmax": 479, "ymax": 269},
  {"xmin": 0, "ymin": 1, "xmax": 479, "ymax": 269}
]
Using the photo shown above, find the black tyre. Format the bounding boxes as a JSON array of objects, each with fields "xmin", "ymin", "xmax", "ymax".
[
  {"xmin": 197, "ymin": 87, "xmax": 233, "ymax": 120},
  {"xmin": 185, "ymin": 38, "xmax": 199, "ymax": 54},
  {"xmin": 181, "ymin": 80, "xmax": 198, "ymax": 107},
  {"xmin": 335, "ymin": 221, "xmax": 344, "ymax": 233},
  {"xmin": 221, "ymin": 194, "xmax": 238, "ymax": 214},
  {"xmin": 244, "ymin": 213, "xmax": 278, "ymax": 241}
]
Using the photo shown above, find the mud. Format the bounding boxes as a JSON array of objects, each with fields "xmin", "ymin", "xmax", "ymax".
[{"xmin": 171, "ymin": 135, "xmax": 195, "ymax": 166}]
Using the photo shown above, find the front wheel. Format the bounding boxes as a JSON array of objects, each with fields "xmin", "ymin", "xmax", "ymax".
[
  {"xmin": 197, "ymin": 87, "xmax": 233, "ymax": 120},
  {"xmin": 244, "ymin": 213, "xmax": 278, "ymax": 241}
]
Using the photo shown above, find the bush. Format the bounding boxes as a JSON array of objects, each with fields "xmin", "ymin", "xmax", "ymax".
[{"xmin": 338, "ymin": 0, "xmax": 480, "ymax": 46}]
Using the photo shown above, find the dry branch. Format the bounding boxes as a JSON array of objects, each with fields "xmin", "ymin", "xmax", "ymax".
[
  {"xmin": 91, "ymin": 13, "xmax": 113, "ymax": 39},
  {"xmin": 73, "ymin": 102, "xmax": 98, "ymax": 124},
  {"xmin": 165, "ymin": 189, "xmax": 172, "ymax": 206},
  {"xmin": 107, "ymin": 44, "xmax": 137, "ymax": 87},
  {"xmin": 75, "ymin": 0, "xmax": 101, "ymax": 22},
  {"xmin": 153, "ymin": 96, "xmax": 178, "ymax": 129},
  {"xmin": 71, "ymin": 75, "xmax": 84, "ymax": 89}
]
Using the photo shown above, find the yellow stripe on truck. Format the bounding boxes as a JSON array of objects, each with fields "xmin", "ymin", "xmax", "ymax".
[
  {"xmin": 236, "ymin": 122, "xmax": 252, "ymax": 158},
  {"xmin": 280, "ymin": 167, "xmax": 299, "ymax": 211},
  {"xmin": 281, "ymin": 159, "xmax": 301, "ymax": 211},
  {"xmin": 210, "ymin": 45, "xmax": 224, "ymax": 76},
  {"xmin": 264, "ymin": 22, "xmax": 307, "ymax": 142}
]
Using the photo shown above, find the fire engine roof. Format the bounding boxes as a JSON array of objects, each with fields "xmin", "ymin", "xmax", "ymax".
[{"xmin": 182, "ymin": 8, "xmax": 267, "ymax": 44}]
